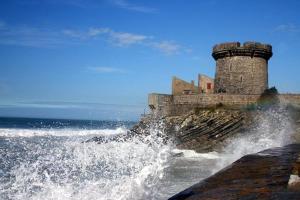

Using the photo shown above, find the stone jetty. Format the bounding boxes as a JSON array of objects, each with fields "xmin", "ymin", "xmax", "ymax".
[{"xmin": 169, "ymin": 144, "xmax": 300, "ymax": 200}]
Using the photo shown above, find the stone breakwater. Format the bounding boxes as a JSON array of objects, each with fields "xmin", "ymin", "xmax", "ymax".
[{"xmin": 169, "ymin": 144, "xmax": 300, "ymax": 200}]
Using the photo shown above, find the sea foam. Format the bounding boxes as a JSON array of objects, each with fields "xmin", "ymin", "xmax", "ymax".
[
  {"xmin": 0, "ymin": 127, "xmax": 127, "ymax": 138},
  {"xmin": 0, "ymin": 124, "xmax": 172, "ymax": 200}
]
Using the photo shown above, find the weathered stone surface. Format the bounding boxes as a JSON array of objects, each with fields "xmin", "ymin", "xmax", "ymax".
[
  {"xmin": 87, "ymin": 106, "xmax": 300, "ymax": 154},
  {"xmin": 169, "ymin": 144, "xmax": 300, "ymax": 200},
  {"xmin": 168, "ymin": 109, "xmax": 247, "ymax": 152},
  {"xmin": 148, "ymin": 93, "xmax": 262, "ymax": 116},
  {"xmin": 214, "ymin": 56, "xmax": 268, "ymax": 95},
  {"xmin": 130, "ymin": 109, "xmax": 254, "ymax": 152},
  {"xmin": 213, "ymin": 42, "xmax": 272, "ymax": 95}
]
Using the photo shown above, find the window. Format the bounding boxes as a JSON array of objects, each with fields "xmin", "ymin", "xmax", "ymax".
[
  {"xmin": 207, "ymin": 83, "xmax": 212, "ymax": 90},
  {"xmin": 240, "ymin": 76, "xmax": 243, "ymax": 82}
]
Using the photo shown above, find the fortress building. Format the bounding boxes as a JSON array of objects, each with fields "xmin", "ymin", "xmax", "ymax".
[
  {"xmin": 149, "ymin": 41, "xmax": 300, "ymax": 116},
  {"xmin": 213, "ymin": 42, "xmax": 272, "ymax": 95}
]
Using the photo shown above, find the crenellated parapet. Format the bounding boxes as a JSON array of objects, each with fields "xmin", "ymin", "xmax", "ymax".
[{"xmin": 212, "ymin": 42, "xmax": 272, "ymax": 61}]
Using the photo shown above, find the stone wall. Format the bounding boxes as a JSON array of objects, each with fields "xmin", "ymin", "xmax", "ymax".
[
  {"xmin": 148, "ymin": 93, "xmax": 173, "ymax": 116},
  {"xmin": 149, "ymin": 93, "xmax": 300, "ymax": 116},
  {"xmin": 168, "ymin": 94, "xmax": 260, "ymax": 115},
  {"xmin": 214, "ymin": 56, "xmax": 268, "ymax": 94},
  {"xmin": 172, "ymin": 76, "xmax": 198, "ymax": 95},
  {"xmin": 149, "ymin": 93, "xmax": 261, "ymax": 116},
  {"xmin": 198, "ymin": 74, "xmax": 214, "ymax": 94},
  {"xmin": 279, "ymin": 94, "xmax": 300, "ymax": 106},
  {"xmin": 173, "ymin": 94, "xmax": 260, "ymax": 106}
]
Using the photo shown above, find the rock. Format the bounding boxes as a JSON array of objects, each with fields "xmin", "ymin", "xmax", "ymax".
[
  {"xmin": 86, "ymin": 107, "xmax": 300, "ymax": 153},
  {"xmin": 173, "ymin": 110, "xmax": 247, "ymax": 152},
  {"xmin": 133, "ymin": 109, "xmax": 251, "ymax": 152},
  {"xmin": 288, "ymin": 175, "xmax": 300, "ymax": 191},
  {"xmin": 169, "ymin": 144, "xmax": 300, "ymax": 200}
]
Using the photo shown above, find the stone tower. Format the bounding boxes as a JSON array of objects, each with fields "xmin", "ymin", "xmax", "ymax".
[{"xmin": 212, "ymin": 42, "xmax": 272, "ymax": 95}]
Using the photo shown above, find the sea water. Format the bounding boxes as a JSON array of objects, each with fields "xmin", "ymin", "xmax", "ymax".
[{"xmin": 0, "ymin": 107, "xmax": 294, "ymax": 200}]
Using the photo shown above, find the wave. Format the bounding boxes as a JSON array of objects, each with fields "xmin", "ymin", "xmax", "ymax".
[
  {"xmin": 0, "ymin": 106, "xmax": 295, "ymax": 200},
  {"xmin": 0, "ymin": 123, "xmax": 173, "ymax": 200},
  {"xmin": 0, "ymin": 127, "xmax": 127, "ymax": 138},
  {"xmin": 211, "ymin": 106, "xmax": 294, "ymax": 173},
  {"xmin": 172, "ymin": 149, "xmax": 220, "ymax": 159}
]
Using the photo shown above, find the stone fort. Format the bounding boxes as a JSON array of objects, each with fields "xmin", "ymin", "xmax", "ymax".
[{"xmin": 149, "ymin": 41, "xmax": 300, "ymax": 116}]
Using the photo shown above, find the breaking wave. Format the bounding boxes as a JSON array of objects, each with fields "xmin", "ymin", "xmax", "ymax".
[
  {"xmin": 172, "ymin": 149, "xmax": 219, "ymax": 159},
  {"xmin": 0, "ymin": 106, "xmax": 296, "ymax": 200},
  {"xmin": 212, "ymin": 106, "xmax": 294, "ymax": 173},
  {"xmin": 0, "ymin": 127, "xmax": 127, "ymax": 138},
  {"xmin": 0, "ymin": 125, "xmax": 172, "ymax": 200}
]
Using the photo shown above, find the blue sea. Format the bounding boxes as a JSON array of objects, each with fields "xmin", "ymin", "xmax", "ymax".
[{"xmin": 0, "ymin": 109, "xmax": 294, "ymax": 200}]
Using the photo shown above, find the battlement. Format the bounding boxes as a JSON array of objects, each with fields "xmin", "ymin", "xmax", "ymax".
[{"xmin": 212, "ymin": 41, "xmax": 272, "ymax": 60}]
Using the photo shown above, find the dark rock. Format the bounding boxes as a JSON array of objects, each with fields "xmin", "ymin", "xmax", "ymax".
[
  {"xmin": 130, "ymin": 109, "xmax": 252, "ymax": 152},
  {"xmin": 85, "ymin": 107, "xmax": 300, "ymax": 153},
  {"xmin": 169, "ymin": 144, "xmax": 300, "ymax": 200}
]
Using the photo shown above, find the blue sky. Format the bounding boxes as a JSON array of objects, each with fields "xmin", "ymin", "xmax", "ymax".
[{"xmin": 0, "ymin": 0, "xmax": 300, "ymax": 120}]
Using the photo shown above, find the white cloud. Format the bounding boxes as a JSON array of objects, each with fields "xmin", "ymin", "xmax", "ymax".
[
  {"xmin": 274, "ymin": 23, "xmax": 300, "ymax": 33},
  {"xmin": 110, "ymin": 0, "xmax": 156, "ymax": 13},
  {"xmin": 151, "ymin": 41, "xmax": 181, "ymax": 55},
  {"xmin": 0, "ymin": 22, "xmax": 189, "ymax": 55},
  {"xmin": 88, "ymin": 67, "xmax": 126, "ymax": 74},
  {"xmin": 62, "ymin": 27, "xmax": 147, "ymax": 46},
  {"xmin": 62, "ymin": 29, "xmax": 84, "ymax": 38},
  {"xmin": 109, "ymin": 31, "xmax": 148, "ymax": 46},
  {"xmin": 63, "ymin": 28, "xmax": 110, "ymax": 39},
  {"xmin": 88, "ymin": 27, "xmax": 110, "ymax": 36}
]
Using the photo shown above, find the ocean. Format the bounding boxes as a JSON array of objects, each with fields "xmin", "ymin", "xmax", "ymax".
[{"xmin": 0, "ymin": 108, "xmax": 294, "ymax": 200}]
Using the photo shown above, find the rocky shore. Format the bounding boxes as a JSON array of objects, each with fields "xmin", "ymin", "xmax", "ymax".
[
  {"xmin": 87, "ymin": 106, "xmax": 300, "ymax": 154},
  {"xmin": 169, "ymin": 143, "xmax": 300, "ymax": 200},
  {"xmin": 131, "ymin": 108, "xmax": 252, "ymax": 152},
  {"xmin": 84, "ymin": 103, "xmax": 300, "ymax": 199},
  {"xmin": 131, "ymin": 104, "xmax": 300, "ymax": 152}
]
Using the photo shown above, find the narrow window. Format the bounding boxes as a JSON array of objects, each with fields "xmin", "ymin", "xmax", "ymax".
[{"xmin": 240, "ymin": 76, "xmax": 243, "ymax": 82}]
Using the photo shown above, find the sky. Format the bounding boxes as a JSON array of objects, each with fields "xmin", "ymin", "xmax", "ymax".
[{"xmin": 0, "ymin": 0, "xmax": 300, "ymax": 120}]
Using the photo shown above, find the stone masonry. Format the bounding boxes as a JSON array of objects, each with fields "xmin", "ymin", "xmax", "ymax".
[
  {"xmin": 213, "ymin": 42, "xmax": 272, "ymax": 94},
  {"xmin": 148, "ymin": 41, "xmax": 300, "ymax": 116}
]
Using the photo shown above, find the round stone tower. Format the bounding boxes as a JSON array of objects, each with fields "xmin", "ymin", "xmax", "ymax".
[{"xmin": 212, "ymin": 42, "xmax": 272, "ymax": 95}]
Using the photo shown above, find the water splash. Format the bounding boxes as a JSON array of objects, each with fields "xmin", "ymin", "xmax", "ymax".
[
  {"xmin": 212, "ymin": 106, "xmax": 294, "ymax": 173},
  {"xmin": 0, "ymin": 107, "xmax": 296, "ymax": 199},
  {"xmin": 0, "ymin": 127, "xmax": 127, "ymax": 138},
  {"xmin": 0, "ymin": 125, "xmax": 172, "ymax": 200}
]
